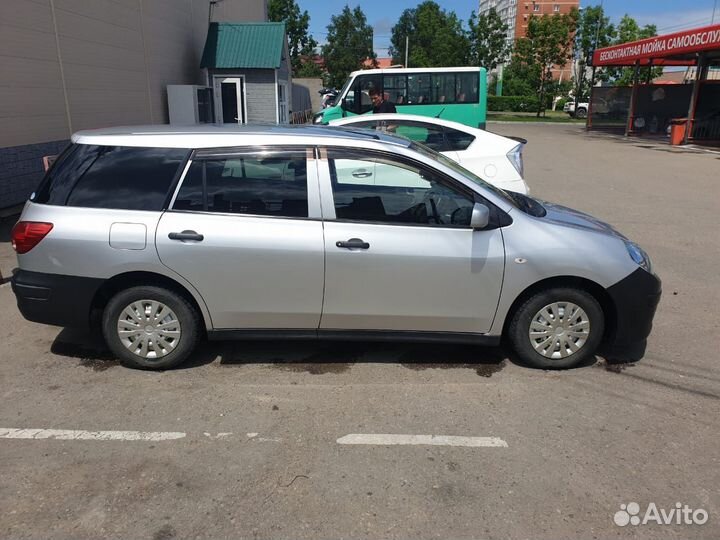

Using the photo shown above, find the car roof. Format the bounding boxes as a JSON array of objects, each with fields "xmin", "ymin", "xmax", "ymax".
[
  {"xmin": 330, "ymin": 114, "xmax": 518, "ymax": 148},
  {"xmin": 71, "ymin": 124, "xmax": 412, "ymax": 149}
]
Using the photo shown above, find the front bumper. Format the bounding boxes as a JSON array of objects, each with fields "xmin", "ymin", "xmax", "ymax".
[
  {"xmin": 602, "ymin": 268, "xmax": 662, "ymax": 361},
  {"xmin": 12, "ymin": 270, "xmax": 104, "ymax": 328}
]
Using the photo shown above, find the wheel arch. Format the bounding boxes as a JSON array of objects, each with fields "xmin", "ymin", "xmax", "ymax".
[
  {"xmin": 501, "ymin": 275, "xmax": 617, "ymax": 346},
  {"xmin": 89, "ymin": 271, "xmax": 210, "ymax": 334}
]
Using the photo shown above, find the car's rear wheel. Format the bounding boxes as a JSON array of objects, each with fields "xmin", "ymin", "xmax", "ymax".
[
  {"xmin": 102, "ymin": 286, "xmax": 200, "ymax": 370},
  {"xmin": 575, "ymin": 107, "xmax": 587, "ymax": 119},
  {"xmin": 508, "ymin": 287, "xmax": 604, "ymax": 369}
]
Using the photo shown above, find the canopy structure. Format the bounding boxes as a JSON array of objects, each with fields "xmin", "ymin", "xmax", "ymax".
[{"xmin": 589, "ymin": 24, "xmax": 720, "ymax": 143}]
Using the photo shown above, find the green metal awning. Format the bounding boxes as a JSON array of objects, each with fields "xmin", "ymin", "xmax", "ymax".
[{"xmin": 201, "ymin": 22, "xmax": 286, "ymax": 69}]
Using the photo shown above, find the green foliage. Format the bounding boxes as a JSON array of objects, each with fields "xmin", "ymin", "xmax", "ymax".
[
  {"xmin": 488, "ymin": 95, "xmax": 540, "ymax": 112},
  {"xmin": 268, "ymin": 0, "xmax": 321, "ymax": 77},
  {"xmin": 573, "ymin": 4, "xmax": 615, "ymax": 101},
  {"xmin": 510, "ymin": 10, "xmax": 578, "ymax": 116},
  {"xmin": 321, "ymin": 6, "xmax": 375, "ymax": 89},
  {"xmin": 503, "ymin": 38, "xmax": 542, "ymax": 97},
  {"xmin": 468, "ymin": 8, "xmax": 510, "ymax": 71},
  {"xmin": 388, "ymin": 1, "xmax": 470, "ymax": 67},
  {"xmin": 606, "ymin": 15, "xmax": 663, "ymax": 86}
]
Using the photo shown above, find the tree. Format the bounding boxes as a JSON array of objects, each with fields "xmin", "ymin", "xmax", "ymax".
[
  {"xmin": 572, "ymin": 4, "xmax": 615, "ymax": 104},
  {"xmin": 322, "ymin": 6, "xmax": 375, "ymax": 89},
  {"xmin": 467, "ymin": 8, "xmax": 510, "ymax": 71},
  {"xmin": 512, "ymin": 10, "xmax": 578, "ymax": 116},
  {"xmin": 388, "ymin": 1, "xmax": 470, "ymax": 67},
  {"xmin": 502, "ymin": 38, "xmax": 542, "ymax": 96},
  {"xmin": 268, "ymin": 0, "xmax": 322, "ymax": 77},
  {"xmin": 607, "ymin": 15, "xmax": 661, "ymax": 86}
]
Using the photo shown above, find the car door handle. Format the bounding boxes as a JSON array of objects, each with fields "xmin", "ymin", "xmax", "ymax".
[
  {"xmin": 352, "ymin": 168, "xmax": 372, "ymax": 178},
  {"xmin": 168, "ymin": 230, "xmax": 204, "ymax": 242},
  {"xmin": 336, "ymin": 238, "xmax": 370, "ymax": 250}
]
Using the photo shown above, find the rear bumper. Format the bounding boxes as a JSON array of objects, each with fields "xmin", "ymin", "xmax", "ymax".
[
  {"xmin": 11, "ymin": 270, "xmax": 104, "ymax": 328},
  {"xmin": 602, "ymin": 268, "xmax": 662, "ymax": 361}
]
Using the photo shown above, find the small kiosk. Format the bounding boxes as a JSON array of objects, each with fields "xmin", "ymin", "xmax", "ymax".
[{"xmin": 589, "ymin": 24, "xmax": 720, "ymax": 145}]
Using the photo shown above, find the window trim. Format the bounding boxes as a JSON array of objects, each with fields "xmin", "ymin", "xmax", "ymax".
[
  {"xmin": 320, "ymin": 146, "xmax": 485, "ymax": 230},
  {"xmin": 167, "ymin": 146, "xmax": 322, "ymax": 220}
]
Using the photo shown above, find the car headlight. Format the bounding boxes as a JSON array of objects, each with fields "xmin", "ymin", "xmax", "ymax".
[
  {"xmin": 506, "ymin": 143, "xmax": 524, "ymax": 178},
  {"xmin": 625, "ymin": 241, "xmax": 653, "ymax": 274},
  {"xmin": 313, "ymin": 113, "xmax": 324, "ymax": 124}
]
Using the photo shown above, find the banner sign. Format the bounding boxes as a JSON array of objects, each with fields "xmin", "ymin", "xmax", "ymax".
[{"xmin": 592, "ymin": 24, "xmax": 720, "ymax": 66}]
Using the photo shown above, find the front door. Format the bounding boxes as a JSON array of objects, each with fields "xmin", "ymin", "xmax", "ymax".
[
  {"xmin": 156, "ymin": 148, "xmax": 324, "ymax": 329},
  {"xmin": 318, "ymin": 148, "xmax": 505, "ymax": 334},
  {"xmin": 215, "ymin": 77, "xmax": 245, "ymax": 124}
]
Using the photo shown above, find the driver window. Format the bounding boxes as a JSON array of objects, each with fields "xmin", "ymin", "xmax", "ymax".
[
  {"xmin": 327, "ymin": 149, "xmax": 474, "ymax": 227},
  {"xmin": 350, "ymin": 74, "xmax": 381, "ymax": 114}
]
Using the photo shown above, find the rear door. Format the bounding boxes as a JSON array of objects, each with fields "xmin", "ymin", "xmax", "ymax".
[{"xmin": 156, "ymin": 147, "xmax": 325, "ymax": 330}]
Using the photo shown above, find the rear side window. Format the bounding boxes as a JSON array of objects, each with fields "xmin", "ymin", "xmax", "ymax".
[
  {"xmin": 173, "ymin": 151, "xmax": 308, "ymax": 218},
  {"xmin": 33, "ymin": 144, "xmax": 187, "ymax": 210},
  {"xmin": 443, "ymin": 127, "xmax": 475, "ymax": 151}
]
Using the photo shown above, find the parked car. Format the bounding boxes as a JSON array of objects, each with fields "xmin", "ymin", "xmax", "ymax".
[
  {"xmin": 563, "ymin": 101, "xmax": 589, "ymax": 118},
  {"xmin": 330, "ymin": 114, "xmax": 529, "ymax": 195},
  {"xmin": 11, "ymin": 125, "xmax": 660, "ymax": 371}
]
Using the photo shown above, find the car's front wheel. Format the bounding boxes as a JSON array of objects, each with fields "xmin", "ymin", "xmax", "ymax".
[
  {"xmin": 575, "ymin": 107, "xmax": 588, "ymax": 119},
  {"xmin": 102, "ymin": 286, "xmax": 200, "ymax": 370},
  {"xmin": 508, "ymin": 288, "xmax": 604, "ymax": 369}
]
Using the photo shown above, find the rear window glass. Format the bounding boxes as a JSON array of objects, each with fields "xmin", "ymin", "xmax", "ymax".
[{"xmin": 33, "ymin": 144, "xmax": 187, "ymax": 211}]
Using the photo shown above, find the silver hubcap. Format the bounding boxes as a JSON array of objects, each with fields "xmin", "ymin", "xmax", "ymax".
[
  {"xmin": 117, "ymin": 300, "xmax": 181, "ymax": 359},
  {"xmin": 529, "ymin": 302, "xmax": 590, "ymax": 360}
]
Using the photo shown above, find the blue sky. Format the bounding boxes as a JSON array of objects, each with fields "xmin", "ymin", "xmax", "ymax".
[{"xmin": 299, "ymin": 0, "xmax": 720, "ymax": 56}]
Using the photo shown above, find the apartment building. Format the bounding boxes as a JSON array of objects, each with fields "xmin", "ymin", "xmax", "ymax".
[{"xmin": 478, "ymin": 0, "xmax": 579, "ymax": 80}]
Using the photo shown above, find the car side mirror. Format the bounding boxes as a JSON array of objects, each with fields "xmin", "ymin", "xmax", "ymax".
[{"xmin": 470, "ymin": 202, "xmax": 490, "ymax": 229}]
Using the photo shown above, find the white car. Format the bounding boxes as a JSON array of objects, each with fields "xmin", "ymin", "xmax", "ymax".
[{"xmin": 329, "ymin": 114, "xmax": 529, "ymax": 194}]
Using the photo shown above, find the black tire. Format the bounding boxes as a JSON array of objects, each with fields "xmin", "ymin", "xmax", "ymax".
[
  {"xmin": 102, "ymin": 286, "xmax": 200, "ymax": 370},
  {"xmin": 508, "ymin": 287, "xmax": 604, "ymax": 370},
  {"xmin": 575, "ymin": 107, "xmax": 587, "ymax": 119}
]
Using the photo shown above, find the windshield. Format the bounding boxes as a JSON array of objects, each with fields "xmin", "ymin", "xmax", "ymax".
[
  {"xmin": 337, "ymin": 76, "xmax": 353, "ymax": 101},
  {"xmin": 408, "ymin": 141, "xmax": 518, "ymax": 208}
]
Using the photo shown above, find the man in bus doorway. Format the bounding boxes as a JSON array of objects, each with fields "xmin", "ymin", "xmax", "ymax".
[{"xmin": 369, "ymin": 87, "xmax": 397, "ymax": 114}]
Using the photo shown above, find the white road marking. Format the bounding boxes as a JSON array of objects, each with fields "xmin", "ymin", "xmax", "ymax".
[
  {"xmin": 203, "ymin": 432, "xmax": 232, "ymax": 439},
  {"xmin": 0, "ymin": 428, "xmax": 186, "ymax": 441},
  {"xmin": 336, "ymin": 434, "xmax": 508, "ymax": 448}
]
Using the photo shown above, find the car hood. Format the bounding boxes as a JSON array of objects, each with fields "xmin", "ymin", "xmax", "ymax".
[{"xmin": 538, "ymin": 200, "xmax": 627, "ymax": 239}]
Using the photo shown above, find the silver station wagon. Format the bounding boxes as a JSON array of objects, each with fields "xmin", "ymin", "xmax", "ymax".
[{"xmin": 11, "ymin": 125, "xmax": 661, "ymax": 370}]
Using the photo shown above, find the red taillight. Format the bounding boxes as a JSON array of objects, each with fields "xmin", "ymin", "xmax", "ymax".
[{"xmin": 11, "ymin": 221, "xmax": 53, "ymax": 254}]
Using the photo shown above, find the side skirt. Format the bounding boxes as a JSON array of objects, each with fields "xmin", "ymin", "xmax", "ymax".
[{"xmin": 207, "ymin": 329, "xmax": 501, "ymax": 346}]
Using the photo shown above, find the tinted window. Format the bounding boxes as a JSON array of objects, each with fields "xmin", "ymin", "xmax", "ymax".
[
  {"xmin": 59, "ymin": 146, "xmax": 187, "ymax": 210},
  {"xmin": 393, "ymin": 121, "xmax": 449, "ymax": 152},
  {"xmin": 443, "ymin": 127, "xmax": 475, "ymax": 151},
  {"xmin": 34, "ymin": 145, "xmax": 186, "ymax": 209},
  {"xmin": 33, "ymin": 144, "xmax": 100, "ymax": 205},
  {"xmin": 328, "ymin": 149, "xmax": 474, "ymax": 227},
  {"xmin": 173, "ymin": 151, "xmax": 308, "ymax": 218}
]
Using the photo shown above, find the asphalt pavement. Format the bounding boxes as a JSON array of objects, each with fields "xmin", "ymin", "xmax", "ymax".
[{"xmin": 1, "ymin": 124, "xmax": 718, "ymax": 539}]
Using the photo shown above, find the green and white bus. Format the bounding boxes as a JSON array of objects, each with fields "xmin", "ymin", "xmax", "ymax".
[{"xmin": 313, "ymin": 67, "xmax": 488, "ymax": 129}]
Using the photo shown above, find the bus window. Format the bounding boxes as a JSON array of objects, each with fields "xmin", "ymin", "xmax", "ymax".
[
  {"xmin": 432, "ymin": 74, "xmax": 457, "ymax": 104},
  {"xmin": 456, "ymin": 73, "xmax": 479, "ymax": 103},
  {"xmin": 408, "ymin": 74, "xmax": 431, "ymax": 104},
  {"xmin": 384, "ymin": 75, "xmax": 407, "ymax": 105}
]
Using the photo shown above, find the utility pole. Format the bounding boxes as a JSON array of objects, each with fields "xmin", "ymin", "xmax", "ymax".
[{"xmin": 405, "ymin": 35, "xmax": 409, "ymax": 68}]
